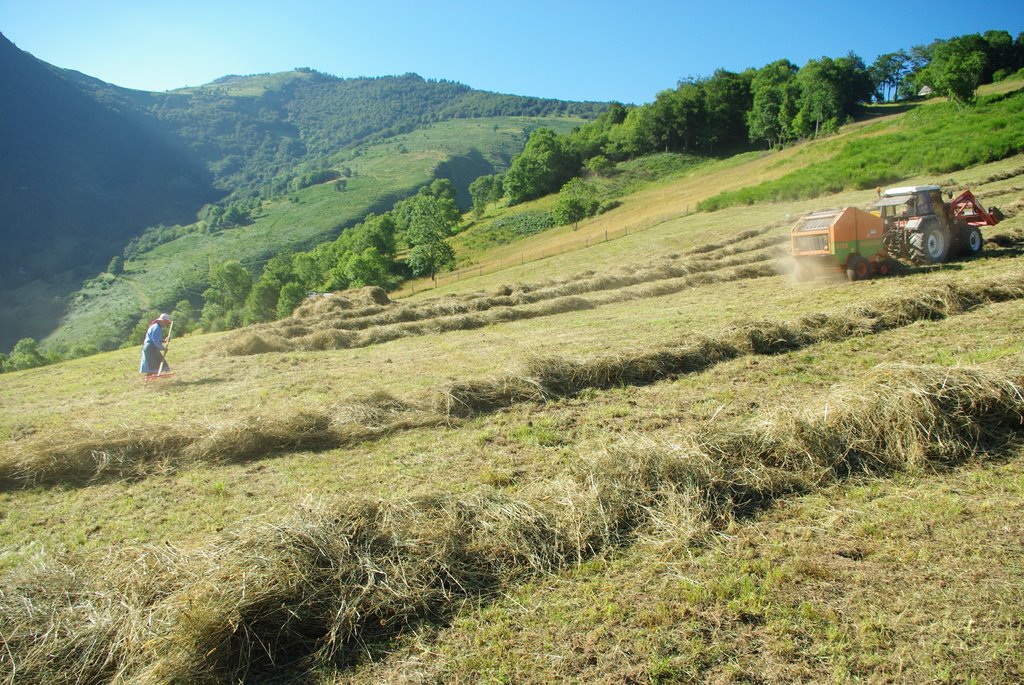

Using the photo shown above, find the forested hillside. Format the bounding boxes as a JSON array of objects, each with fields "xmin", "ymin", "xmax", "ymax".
[
  {"xmin": 0, "ymin": 33, "xmax": 606, "ymax": 351},
  {"xmin": 0, "ymin": 32, "xmax": 218, "ymax": 294},
  {"xmin": 113, "ymin": 69, "xmax": 607, "ymax": 201}
]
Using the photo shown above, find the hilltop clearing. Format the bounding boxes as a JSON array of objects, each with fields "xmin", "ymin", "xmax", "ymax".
[{"xmin": 2, "ymin": 135, "xmax": 1023, "ymax": 682}]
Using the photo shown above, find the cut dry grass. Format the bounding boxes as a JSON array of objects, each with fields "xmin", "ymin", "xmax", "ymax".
[
  {"xmin": 4, "ymin": 362, "xmax": 1021, "ymax": 684},
  {"xmin": 0, "ymin": 394, "xmax": 442, "ymax": 490},
  {"xmin": 440, "ymin": 271, "xmax": 1024, "ymax": 416},
  {"xmin": 5, "ymin": 270, "xmax": 1024, "ymax": 491},
  {"xmin": 224, "ymin": 229, "xmax": 788, "ymax": 357}
]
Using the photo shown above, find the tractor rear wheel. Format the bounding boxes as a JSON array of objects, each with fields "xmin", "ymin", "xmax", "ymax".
[
  {"xmin": 905, "ymin": 230, "xmax": 927, "ymax": 264},
  {"xmin": 846, "ymin": 254, "xmax": 870, "ymax": 281},
  {"xmin": 922, "ymin": 221, "xmax": 951, "ymax": 263}
]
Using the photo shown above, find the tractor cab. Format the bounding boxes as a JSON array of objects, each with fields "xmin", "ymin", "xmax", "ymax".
[{"xmin": 877, "ymin": 186, "xmax": 944, "ymax": 231}]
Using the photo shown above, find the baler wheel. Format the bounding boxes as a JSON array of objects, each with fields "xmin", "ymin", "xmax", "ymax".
[{"xmin": 846, "ymin": 254, "xmax": 870, "ymax": 281}]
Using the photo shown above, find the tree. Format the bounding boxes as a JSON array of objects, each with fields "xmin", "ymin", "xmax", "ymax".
[
  {"xmin": 348, "ymin": 213, "xmax": 397, "ymax": 257},
  {"xmin": 244, "ymin": 277, "xmax": 282, "ymax": 324},
  {"xmin": 834, "ymin": 52, "xmax": 874, "ymax": 113},
  {"xmin": 920, "ymin": 37, "xmax": 988, "ymax": 104},
  {"xmin": 794, "ymin": 57, "xmax": 845, "ymax": 138},
  {"xmin": 566, "ymin": 102, "xmax": 629, "ymax": 161},
  {"xmin": 107, "ymin": 255, "xmax": 124, "ymax": 276},
  {"xmin": 870, "ymin": 51, "xmax": 910, "ymax": 102},
  {"xmin": 898, "ymin": 44, "xmax": 933, "ymax": 99},
  {"xmin": 406, "ymin": 195, "xmax": 457, "ymax": 280},
  {"xmin": 170, "ymin": 299, "xmax": 196, "ymax": 332},
  {"xmin": 276, "ymin": 282, "xmax": 307, "ymax": 318},
  {"xmin": 291, "ymin": 252, "xmax": 322, "ymax": 290},
  {"xmin": 583, "ymin": 154, "xmax": 614, "ymax": 176},
  {"xmin": 635, "ymin": 81, "xmax": 706, "ymax": 153},
  {"xmin": 747, "ymin": 59, "xmax": 799, "ymax": 148},
  {"xmin": 345, "ymin": 247, "xmax": 392, "ymax": 288},
  {"xmin": 701, "ymin": 68, "xmax": 753, "ymax": 152},
  {"xmin": 203, "ymin": 260, "xmax": 253, "ymax": 310},
  {"xmin": 261, "ymin": 251, "xmax": 297, "ymax": 286},
  {"xmin": 6, "ymin": 338, "xmax": 47, "ymax": 371},
  {"xmin": 603, "ymin": 107, "xmax": 645, "ymax": 159},
  {"xmin": 392, "ymin": 181, "xmax": 461, "ymax": 242},
  {"xmin": 503, "ymin": 128, "xmax": 578, "ymax": 204},
  {"xmin": 553, "ymin": 178, "xmax": 600, "ymax": 230},
  {"xmin": 981, "ymin": 30, "xmax": 1014, "ymax": 81},
  {"xmin": 469, "ymin": 174, "xmax": 503, "ymax": 216}
]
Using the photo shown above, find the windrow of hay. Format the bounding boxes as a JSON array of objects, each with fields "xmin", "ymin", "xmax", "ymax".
[
  {"xmin": 225, "ymin": 250, "xmax": 784, "ymax": 357},
  {"xmin": 0, "ymin": 429, "xmax": 195, "ymax": 490},
  {"xmin": 7, "ymin": 272, "xmax": 1024, "ymax": 491},
  {"xmin": 440, "ymin": 271, "xmax": 1024, "ymax": 417},
  {"xmin": 224, "ymin": 227, "xmax": 788, "ymax": 357},
  {"xmin": 5, "ymin": 363, "xmax": 1022, "ymax": 684},
  {"xmin": 291, "ymin": 286, "xmax": 391, "ymax": 319},
  {"xmin": 0, "ymin": 395, "xmax": 442, "ymax": 491},
  {"xmin": 684, "ymin": 221, "xmax": 786, "ymax": 255}
]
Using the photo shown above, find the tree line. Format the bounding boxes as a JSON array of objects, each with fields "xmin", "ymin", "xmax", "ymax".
[
  {"xmin": 159, "ymin": 179, "xmax": 461, "ymax": 335},
  {"xmin": 470, "ymin": 30, "xmax": 1023, "ymax": 212}
]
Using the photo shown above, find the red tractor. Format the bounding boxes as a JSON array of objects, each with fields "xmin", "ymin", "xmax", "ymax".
[{"xmin": 879, "ymin": 186, "xmax": 1000, "ymax": 264}]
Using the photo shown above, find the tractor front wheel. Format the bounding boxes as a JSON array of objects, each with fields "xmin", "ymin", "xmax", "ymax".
[
  {"xmin": 963, "ymin": 226, "xmax": 983, "ymax": 256},
  {"xmin": 846, "ymin": 254, "xmax": 871, "ymax": 281}
]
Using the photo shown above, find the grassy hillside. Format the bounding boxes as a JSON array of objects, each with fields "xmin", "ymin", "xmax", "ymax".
[
  {"xmin": 2, "ymin": 111, "xmax": 1023, "ymax": 683},
  {"xmin": 42, "ymin": 115, "xmax": 587, "ymax": 352}
]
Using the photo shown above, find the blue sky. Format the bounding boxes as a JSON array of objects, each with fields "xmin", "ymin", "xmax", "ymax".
[{"xmin": 1, "ymin": 1, "xmax": 1021, "ymax": 104}]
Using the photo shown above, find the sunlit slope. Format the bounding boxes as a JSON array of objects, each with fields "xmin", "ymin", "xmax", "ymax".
[
  {"xmin": 399, "ymin": 82, "xmax": 1022, "ymax": 298},
  {"xmin": 1, "ymin": 117, "xmax": 1023, "ymax": 682}
]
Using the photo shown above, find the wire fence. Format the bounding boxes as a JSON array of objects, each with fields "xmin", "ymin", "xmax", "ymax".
[{"xmin": 393, "ymin": 209, "xmax": 691, "ymax": 298}]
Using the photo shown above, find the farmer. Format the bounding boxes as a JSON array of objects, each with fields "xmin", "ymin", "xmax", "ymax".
[{"xmin": 140, "ymin": 313, "xmax": 172, "ymax": 375}]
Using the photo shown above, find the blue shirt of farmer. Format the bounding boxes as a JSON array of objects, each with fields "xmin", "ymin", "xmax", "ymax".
[{"xmin": 140, "ymin": 315, "xmax": 171, "ymax": 374}]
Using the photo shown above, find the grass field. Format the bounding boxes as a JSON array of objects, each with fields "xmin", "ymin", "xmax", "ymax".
[{"xmin": 2, "ymin": 104, "xmax": 1024, "ymax": 683}]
